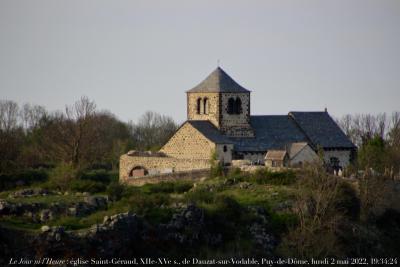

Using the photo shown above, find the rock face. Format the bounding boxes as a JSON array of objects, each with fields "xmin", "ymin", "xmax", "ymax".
[
  {"xmin": 159, "ymin": 203, "xmax": 222, "ymax": 247},
  {"xmin": 0, "ymin": 195, "xmax": 108, "ymax": 220},
  {"xmin": 0, "ymin": 204, "xmax": 278, "ymax": 263},
  {"xmin": 247, "ymin": 206, "xmax": 278, "ymax": 255},
  {"xmin": 0, "ymin": 200, "xmax": 44, "ymax": 216}
]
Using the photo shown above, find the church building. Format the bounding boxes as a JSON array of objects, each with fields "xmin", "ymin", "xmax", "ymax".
[{"xmin": 120, "ymin": 67, "xmax": 356, "ymax": 181}]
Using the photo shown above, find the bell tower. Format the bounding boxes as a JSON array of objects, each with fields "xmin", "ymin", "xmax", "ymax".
[{"xmin": 186, "ymin": 67, "xmax": 254, "ymax": 137}]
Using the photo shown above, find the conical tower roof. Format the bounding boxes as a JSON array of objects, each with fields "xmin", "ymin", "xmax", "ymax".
[{"xmin": 187, "ymin": 67, "xmax": 250, "ymax": 93}]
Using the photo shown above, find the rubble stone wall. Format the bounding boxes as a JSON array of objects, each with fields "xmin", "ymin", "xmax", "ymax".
[
  {"xmin": 160, "ymin": 122, "xmax": 216, "ymax": 160},
  {"xmin": 119, "ymin": 154, "xmax": 210, "ymax": 182}
]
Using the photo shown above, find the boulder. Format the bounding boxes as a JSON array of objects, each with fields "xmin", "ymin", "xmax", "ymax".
[
  {"xmin": 84, "ymin": 196, "xmax": 108, "ymax": 210},
  {"xmin": 41, "ymin": 225, "xmax": 51, "ymax": 232},
  {"xmin": 40, "ymin": 209, "xmax": 53, "ymax": 222}
]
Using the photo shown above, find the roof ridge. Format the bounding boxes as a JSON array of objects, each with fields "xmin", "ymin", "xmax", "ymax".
[{"xmin": 187, "ymin": 67, "xmax": 250, "ymax": 93}]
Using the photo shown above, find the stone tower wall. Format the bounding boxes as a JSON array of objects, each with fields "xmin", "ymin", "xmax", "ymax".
[
  {"xmin": 187, "ymin": 92, "xmax": 220, "ymax": 128},
  {"xmin": 220, "ymin": 92, "xmax": 254, "ymax": 137}
]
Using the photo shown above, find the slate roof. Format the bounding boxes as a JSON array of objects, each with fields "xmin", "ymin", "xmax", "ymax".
[
  {"xmin": 289, "ymin": 112, "xmax": 356, "ymax": 149},
  {"xmin": 183, "ymin": 113, "xmax": 354, "ymax": 152},
  {"xmin": 187, "ymin": 120, "xmax": 233, "ymax": 144},
  {"xmin": 187, "ymin": 67, "xmax": 250, "ymax": 93},
  {"xmin": 231, "ymin": 115, "xmax": 309, "ymax": 152}
]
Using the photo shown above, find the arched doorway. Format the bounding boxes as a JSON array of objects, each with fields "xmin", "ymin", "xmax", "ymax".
[{"xmin": 129, "ymin": 166, "xmax": 148, "ymax": 178}]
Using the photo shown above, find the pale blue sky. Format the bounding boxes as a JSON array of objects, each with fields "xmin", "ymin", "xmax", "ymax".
[{"xmin": 0, "ymin": 0, "xmax": 399, "ymax": 123}]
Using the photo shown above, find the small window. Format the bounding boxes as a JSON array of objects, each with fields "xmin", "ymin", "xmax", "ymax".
[
  {"xmin": 227, "ymin": 98, "xmax": 235, "ymax": 114},
  {"xmin": 203, "ymin": 98, "xmax": 209, "ymax": 114},
  {"xmin": 196, "ymin": 98, "xmax": 202, "ymax": 114},
  {"xmin": 235, "ymin": 97, "xmax": 242, "ymax": 114},
  {"xmin": 223, "ymin": 145, "xmax": 227, "ymax": 152}
]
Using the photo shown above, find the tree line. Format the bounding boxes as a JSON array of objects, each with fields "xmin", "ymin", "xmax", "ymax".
[
  {"xmin": 335, "ymin": 112, "xmax": 400, "ymax": 175},
  {"xmin": 0, "ymin": 97, "xmax": 178, "ymax": 173}
]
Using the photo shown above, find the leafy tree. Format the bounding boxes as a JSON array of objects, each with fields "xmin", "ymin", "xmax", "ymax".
[{"xmin": 358, "ymin": 135, "xmax": 387, "ymax": 173}]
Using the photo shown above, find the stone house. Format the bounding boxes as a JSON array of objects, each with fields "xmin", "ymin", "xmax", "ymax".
[{"xmin": 120, "ymin": 67, "xmax": 356, "ymax": 181}]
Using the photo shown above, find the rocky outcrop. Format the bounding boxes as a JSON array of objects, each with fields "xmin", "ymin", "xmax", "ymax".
[
  {"xmin": 159, "ymin": 203, "xmax": 222, "ymax": 246},
  {"xmin": 247, "ymin": 206, "xmax": 278, "ymax": 255},
  {"xmin": 0, "ymin": 200, "xmax": 44, "ymax": 216},
  {"xmin": 9, "ymin": 188, "xmax": 51, "ymax": 198},
  {"xmin": 0, "ymin": 204, "xmax": 278, "ymax": 263},
  {"xmin": 0, "ymin": 195, "xmax": 109, "ymax": 221}
]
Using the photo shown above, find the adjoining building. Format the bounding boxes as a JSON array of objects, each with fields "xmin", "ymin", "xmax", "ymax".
[{"xmin": 120, "ymin": 67, "xmax": 356, "ymax": 181}]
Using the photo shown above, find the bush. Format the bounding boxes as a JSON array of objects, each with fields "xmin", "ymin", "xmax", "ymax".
[
  {"xmin": 48, "ymin": 163, "xmax": 77, "ymax": 191},
  {"xmin": 142, "ymin": 181, "xmax": 193, "ymax": 194},
  {"xmin": 185, "ymin": 187, "xmax": 215, "ymax": 204},
  {"xmin": 334, "ymin": 181, "xmax": 360, "ymax": 220},
  {"xmin": 107, "ymin": 182, "xmax": 125, "ymax": 201},
  {"xmin": 0, "ymin": 169, "xmax": 48, "ymax": 190},
  {"xmin": 70, "ymin": 179, "xmax": 106, "ymax": 193},
  {"xmin": 129, "ymin": 192, "xmax": 170, "ymax": 214},
  {"xmin": 250, "ymin": 169, "xmax": 296, "ymax": 185},
  {"xmin": 212, "ymin": 195, "xmax": 242, "ymax": 221},
  {"xmin": 78, "ymin": 169, "xmax": 111, "ymax": 183}
]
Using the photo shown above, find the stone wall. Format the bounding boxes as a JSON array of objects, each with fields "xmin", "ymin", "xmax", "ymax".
[
  {"xmin": 323, "ymin": 149, "xmax": 352, "ymax": 168},
  {"xmin": 121, "ymin": 169, "xmax": 210, "ymax": 186},
  {"xmin": 120, "ymin": 154, "xmax": 210, "ymax": 182},
  {"xmin": 187, "ymin": 92, "xmax": 220, "ymax": 128},
  {"xmin": 290, "ymin": 145, "xmax": 319, "ymax": 165},
  {"xmin": 220, "ymin": 92, "xmax": 254, "ymax": 137},
  {"xmin": 236, "ymin": 152, "xmax": 265, "ymax": 164},
  {"xmin": 216, "ymin": 143, "xmax": 234, "ymax": 164},
  {"xmin": 160, "ymin": 122, "xmax": 216, "ymax": 159}
]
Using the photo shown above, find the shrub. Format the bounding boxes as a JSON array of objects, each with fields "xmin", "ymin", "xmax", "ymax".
[
  {"xmin": 334, "ymin": 181, "xmax": 360, "ymax": 220},
  {"xmin": 209, "ymin": 150, "xmax": 224, "ymax": 178},
  {"xmin": 212, "ymin": 195, "xmax": 242, "ymax": 221},
  {"xmin": 250, "ymin": 169, "xmax": 296, "ymax": 185},
  {"xmin": 107, "ymin": 182, "xmax": 125, "ymax": 201},
  {"xmin": 185, "ymin": 187, "xmax": 215, "ymax": 204},
  {"xmin": 70, "ymin": 179, "xmax": 106, "ymax": 193},
  {"xmin": 129, "ymin": 192, "xmax": 170, "ymax": 214},
  {"xmin": 0, "ymin": 169, "xmax": 48, "ymax": 190},
  {"xmin": 79, "ymin": 169, "xmax": 111, "ymax": 184},
  {"xmin": 48, "ymin": 163, "xmax": 77, "ymax": 191},
  {"xmin": 142, "ymin": 181, "xmax": 193, "ymax": 194}
]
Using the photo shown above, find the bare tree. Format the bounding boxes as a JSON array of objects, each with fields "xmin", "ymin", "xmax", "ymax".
[
  {"xmin": 20, "ymin": 103, "xmax": 47, "ymax": 131},
  {"xmin": 0, "ymin": 100, "xmax": 19, "ymax": 132},
  {"xmin": 130, "ymin": 111, "xmax": 178, "ymax": 151},
  {"xmin": 43, "ymin": 96, "xmax": 98, "ymax": 167}
]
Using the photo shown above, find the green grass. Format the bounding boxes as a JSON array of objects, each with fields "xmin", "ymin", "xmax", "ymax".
[
  {"xmin": 0, "ymin": 169, "xmax": 300, "ymax": 233},
  {"xmin": 0, "ymin": 216, "xmax": 42, "ymax": 231},
  {"xmin": 6, "ymin": 194, "xmax": 85, "ymax": 205}
]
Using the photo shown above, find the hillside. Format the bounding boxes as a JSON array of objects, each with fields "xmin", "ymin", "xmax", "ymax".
[{"xmin": 1, "ymin": 165, "xmax": 400, "ymax": 264}]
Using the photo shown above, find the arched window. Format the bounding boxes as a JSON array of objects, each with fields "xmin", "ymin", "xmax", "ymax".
[
  {"xmin": 196, "ymin": 98, "xmax": 202, "ymax": 114},
  {"xmin": 227, "ymin": 98, "xmax": 235, "ymax": 114},
  {"xmin": 203, "ymin": 98, "xmax": 209, "ymax": 114},
  {"xmin": 235, "ymin": 97, "xmax": 242, "ymax": 114}
]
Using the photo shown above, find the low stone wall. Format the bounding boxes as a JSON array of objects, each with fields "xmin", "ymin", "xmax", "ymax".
[
  {"xmin": 120, "ymin": 154, "xmax": 210, "ymax": 182},
  {"xmin": 121, "ymin": 169, "xmax": 210, "ymax": 186}
]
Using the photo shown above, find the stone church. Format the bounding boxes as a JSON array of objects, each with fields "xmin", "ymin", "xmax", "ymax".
[{"xmin": 120, "ymin": 67, "xmax": 356, "ymax": 181}]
